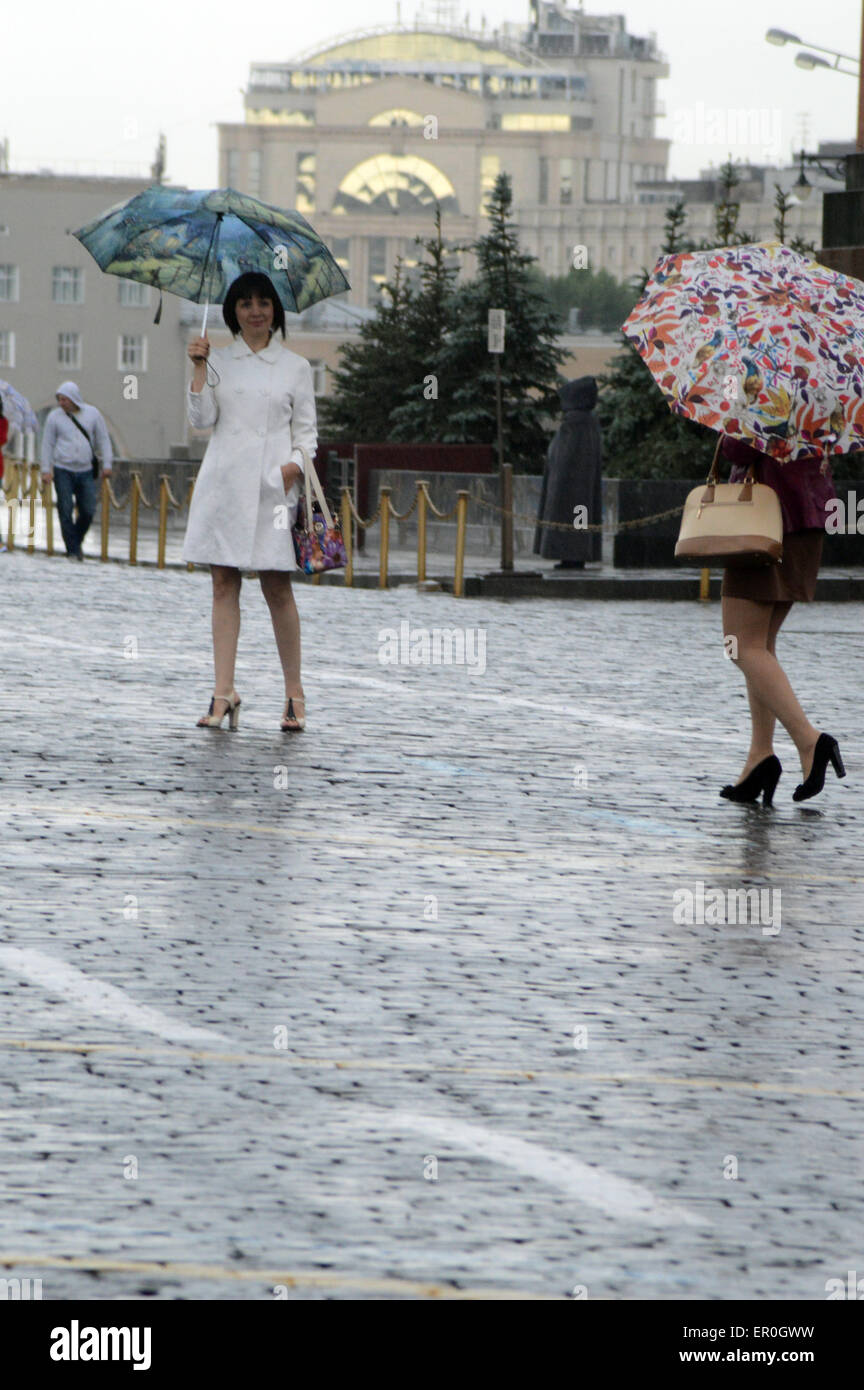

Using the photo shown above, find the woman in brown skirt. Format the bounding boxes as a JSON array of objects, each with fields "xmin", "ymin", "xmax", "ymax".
[{"xmin": 719, "ymin": 435, "xmax": 846, "ymax": 805}]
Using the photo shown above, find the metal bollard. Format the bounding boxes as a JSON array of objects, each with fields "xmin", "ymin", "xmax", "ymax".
[
  {"xmin": 157, "ymin": 476, "xmax": 169, "ymax": 570},
  {"xmin": 129, "ymin": 473, "xmax": 140, "ymax": 565},
  {"xmin": 341, "ymin": 488, "xmax": 353, "ymax": 587},
  {"xmin": 27, "ymin": 464, "xmax": 38, "ymax": 553},
  {"xmin": 416, "ymin": 481, "xmax": 428, "ymax": 584},
  {"xmin": 454, "ymin": 490, "xmax": 469, "ymax": 598},
  {"xmin": 44, "ymin": 474, "xmax": 54, "ymax": 555},
  {"xmin": 500, "ymin": 462, "xmax": 514, "ymax": 571},
  {"xmin": 101, "ymin": 474, "xmax": 110, "ymax": 561},
  {"xmin": 379, "ymin": 486, "xmax": 391, "ymax": 589},
  {"xmin": 6, "ymin": 461, "xmax": 18, "ymax": 551}
]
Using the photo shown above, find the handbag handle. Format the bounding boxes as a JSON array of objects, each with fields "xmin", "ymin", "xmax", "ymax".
[
  {"xmin": 294, "ymin": 445, "xmax": 334, "ymax": 531},
  {"xmin": 701, "ymin": 433, "xmax": 756, "ymax": 506}
]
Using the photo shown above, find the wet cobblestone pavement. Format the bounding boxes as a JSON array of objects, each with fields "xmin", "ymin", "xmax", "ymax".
[{"xmin": 1, "ymin": 548, "xmax": 862, "ymax": 1300}]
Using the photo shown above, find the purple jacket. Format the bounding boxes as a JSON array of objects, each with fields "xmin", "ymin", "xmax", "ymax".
[{"xmin": 720, "ymin": 436, "xmax": 836, "ymax": 534}]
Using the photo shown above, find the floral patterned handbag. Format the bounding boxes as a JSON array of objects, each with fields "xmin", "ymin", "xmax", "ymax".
[{"xmin": 291, "ymin": 446, "xmax": 348, "ymax": 573}]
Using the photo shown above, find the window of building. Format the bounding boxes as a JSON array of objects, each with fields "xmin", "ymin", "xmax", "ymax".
[
  {"xmin": 52, "ymin": 267, "xmax": 84, "ymax": 303},
  {"xmin": 248, "ymin": 150, "xmax": 262, "ymax": 197},
  {"xmin": 559, "ymin": 158, "xmax": 573, "ymax": 205},
  {"xmin": 58, "ymin": 332, "xmax": 82, "ymax": 368},
  {"xmin": 118, "ymin": 335, "xmax": 147, "ymax": 371},
  {"xmin": 0, "ymin": 330, "xmax": 15, "ymax": 367},
  {"xmin": 501, "ymin": 113, "xmax": 570, "ymax": 131},
  {"xmin": 297, "ymin": 151, "xmax": 316, "ymax": 213},
  {"xmin": 118, "ymin": 280, "xmax": 150, "ymax": 307},
  {"xmin": 369, "ymin": 109, "xmax": 425, "ymax": 126},
  {"xmin": 330, "ymin": 237, "xmax": 350, "ymax": 276},
  {"xmin": 333, "ymin": 155, "xmax": 458, "ymax": 215},
  {"xmin": 367, "ymin": 237, "xmax": 387, "ymax": 305},
  {"xmin": 226, "ymin": 150, "xmax": 241, "ymax": 186},
  {"xmin": 0, "ymin": 264, "xmax": 19, "ymax": 301},
  {"xmin": 310, "ymin": 360, "xmax": 327, "ymax": 395},
  {"xmin": 479, "ymin": 154, "xmax": 500, "ymax": 215},
  {"xmin": 539, "ymin": 157, "xmax": 548, "ymax": 205}
]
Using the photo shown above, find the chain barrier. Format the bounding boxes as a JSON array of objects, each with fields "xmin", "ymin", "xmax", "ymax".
[
  {"xmin": 4, "ymin": 460, "xmax": 703, "ymax": 599},
  {"xmin": 467, "ymin": 480, "xmax": 685, "ymax": 534}
]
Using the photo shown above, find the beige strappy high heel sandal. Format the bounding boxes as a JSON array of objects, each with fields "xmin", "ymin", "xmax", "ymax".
[
  {"xmin": 197, "ymin": 692, "xmax": 241, "ymax": 730},
  {"xmin": 280, "ymin": 694, "xmax": 305, "ymax": 732}
]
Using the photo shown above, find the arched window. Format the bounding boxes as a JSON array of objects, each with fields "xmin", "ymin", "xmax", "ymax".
[
  {"xmin": 332, "ymin": 155, "xmax": 459, "ymax": 214},
  {"xmin": 368, "ymin": 109, "xmax": 426, "ymax": 127}
]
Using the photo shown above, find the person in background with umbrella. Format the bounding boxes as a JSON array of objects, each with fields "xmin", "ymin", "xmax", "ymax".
[
  {"xmin": 184, "ymin": 271, "xmax": 316, "ymax": 733},
  {"xmin": 534, "ymin": 376, "xmax": 602, "ymax": 569},
  {"xmin": 40, "ymin": 382, "xmax": 113, "ymax": 560},
  {"xmin": 719, "ymin": 434, "xmax": 845, "ymax": 804}
]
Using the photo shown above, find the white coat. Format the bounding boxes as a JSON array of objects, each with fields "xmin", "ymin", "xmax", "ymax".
[{"xmin": 182, "ymin": 336, "xmax": 318, "ymax": 571}]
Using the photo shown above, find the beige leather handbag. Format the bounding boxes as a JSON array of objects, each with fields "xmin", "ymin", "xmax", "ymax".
[{"xmin": 675, "ymin": 436, "xmax": 783, "ymax": 568}]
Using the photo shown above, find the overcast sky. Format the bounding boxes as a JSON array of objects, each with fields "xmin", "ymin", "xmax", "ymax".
[{"xmin": 2, "ymin": 0, "xmax": 859, "ymax": 187}]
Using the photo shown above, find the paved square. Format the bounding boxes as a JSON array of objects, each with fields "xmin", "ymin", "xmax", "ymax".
[{"xmin": 1, "ymin": 549, "xmax": 861, "ymax": 1299}]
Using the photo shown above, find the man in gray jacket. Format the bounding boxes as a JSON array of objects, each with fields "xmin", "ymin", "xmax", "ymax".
[{"xmin": 40, "ymin": 381, "xmax": 113, "ymax": 559}]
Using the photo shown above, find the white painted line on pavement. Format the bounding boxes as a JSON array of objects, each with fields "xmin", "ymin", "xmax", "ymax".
[
  {"xmin": 0, "ymin": 947, "xmax": 232, "ymax": 1048},
  {"xmin": 347, "ymin": 1108, "xmax": 707, "ymax": 1228},
  {"xmin": 0, "ymin": 1251, "xmax": 563, "ymax": 1299}
]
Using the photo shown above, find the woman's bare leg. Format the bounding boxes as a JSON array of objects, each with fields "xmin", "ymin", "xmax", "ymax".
[
  {"xmin": 259, "ymin": 571, "xmax": 303, "ymax": 713},
  {"xmin": 205, "ymin": 565, "xmax": 242, "ymax": 719},
  {"xmin": 723, "ymin": 595, "xmax": 819, "ymax": 776},
  {"xmin": 738, "ymin": 601, "xmax": 792, "ymax": 776}
]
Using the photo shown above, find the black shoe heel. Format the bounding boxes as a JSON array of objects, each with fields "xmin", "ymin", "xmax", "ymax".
[
  {"xmin": 720, "ymin": 754, "xmax": 782, "ymax": 806},
  {"xmin": 761, "ymin": 762, "xmax": 782, "ymax": 807},
  {"xmin": 829, "ymin": 744, "xmax": 846, "ymax": 779},
  {"xmin": 793, "ymin": 734, "xmax": 846, "ymax": 803}
]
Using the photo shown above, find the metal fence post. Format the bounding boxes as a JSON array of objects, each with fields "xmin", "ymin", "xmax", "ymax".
[
  {"xmin": 379, "ymin": 486, "xmax": 391, "ymax": 589},
  {"xmin": 417, "ymin": 481, "xmax": 428, "ymax": 584},
  {"xmin": 454, "ymin": 490, "xmax": 469, "ymax": 598},
  {"xmin": 129, "ymin": 473, "xmax": 140, "ymax": 566},
  {"xmin": 341, "ymin": 488, "xmax": 353, "ymax": 587},
  {"xmin": 43, "ymin": 473, "xmax": 55, "ymax": 555},
  {"xmin": 157, "ymin": 477, "xmax": 169, "ymax": 569}
]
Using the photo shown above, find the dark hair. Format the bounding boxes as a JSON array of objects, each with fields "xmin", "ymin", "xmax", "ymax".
[{"xmin": 222, "ymin": 272, "xmax": 286, "ymax": 339}]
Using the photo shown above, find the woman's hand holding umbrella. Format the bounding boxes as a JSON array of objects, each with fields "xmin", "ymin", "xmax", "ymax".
[{"xmin": 187, "ymin": 336, "xmax": 210, "ymax": 393}]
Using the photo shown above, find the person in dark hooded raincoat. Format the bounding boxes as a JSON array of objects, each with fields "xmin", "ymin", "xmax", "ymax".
[{"xmin": 534, "ymin": 376, "xmax": 602, "ymax": 567}]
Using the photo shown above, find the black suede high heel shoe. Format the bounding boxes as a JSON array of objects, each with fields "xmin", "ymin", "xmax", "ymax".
[
  {"xmin": 720, "ymin": 754, "xmax": 782, "ymax": 807},
  {"xmin": 792, "ymin": 734, "xmax": 846, "ymax": 803}
]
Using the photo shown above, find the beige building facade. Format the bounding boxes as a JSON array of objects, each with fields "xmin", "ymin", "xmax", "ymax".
[
  {"xmin": 0, "ymin": 174, "xmax": 187, "ymax": 460},
  {"xmin": 219, "ymin": 6, "xmax": 671, "ymax": 297}
]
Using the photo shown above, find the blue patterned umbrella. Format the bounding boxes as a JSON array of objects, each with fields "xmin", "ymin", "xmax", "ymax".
[
  {"xmin": 0, "ymin": 379, "xmax": 38, "ymax": 434},
  {"xmin": 72, "ymin": 185, "xmax": 350, "ymax": 331}
]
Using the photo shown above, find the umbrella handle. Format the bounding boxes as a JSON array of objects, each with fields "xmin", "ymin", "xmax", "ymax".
[{"xmin": 201, "ymin": 300, "xmax": 209, "ymax": 337}]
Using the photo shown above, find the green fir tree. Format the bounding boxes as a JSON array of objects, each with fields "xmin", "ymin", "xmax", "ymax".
[
  {"xmin": 388, "ymin": 206, "xmax": 461, "ymax": 443},
  {"xmin": 436, "ymin": 173, "xmax": 567, "ymax": 472},
  {"xmin": 595, "ymin": 198, "xmax": 717, "ymax": 477},
  {"xmin": 318, "ymin": 263, "xmax": 418, "ymax": 441}
]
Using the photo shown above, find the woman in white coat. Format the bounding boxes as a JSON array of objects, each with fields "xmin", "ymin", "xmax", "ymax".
[{"xmin": 184, "ymin": 272, "xmax": 317, "ymax": 732}]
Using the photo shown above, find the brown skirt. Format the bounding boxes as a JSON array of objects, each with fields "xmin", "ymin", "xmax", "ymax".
[{"xmin": 721, "ymin": 529, "xmax": 823, "ymax": 604}]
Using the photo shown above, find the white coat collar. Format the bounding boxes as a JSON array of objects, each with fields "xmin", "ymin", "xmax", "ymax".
[{"xmin": 230, "ymin": 336, "xmax": 282, "ymax": 363}]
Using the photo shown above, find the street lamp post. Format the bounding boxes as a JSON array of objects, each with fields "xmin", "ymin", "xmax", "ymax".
[{"xmin": 765, "ymin": 11, "xmax": 864, "ymax": 149}]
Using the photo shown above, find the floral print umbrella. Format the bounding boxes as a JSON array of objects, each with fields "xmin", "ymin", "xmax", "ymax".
[
  {"xmin": 73, "ymin": 185, "xmax": 350, "ymax": 330},
  {"xmin": 622, "ymin": 240, "xmax": 864, "ymax": 462}
]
